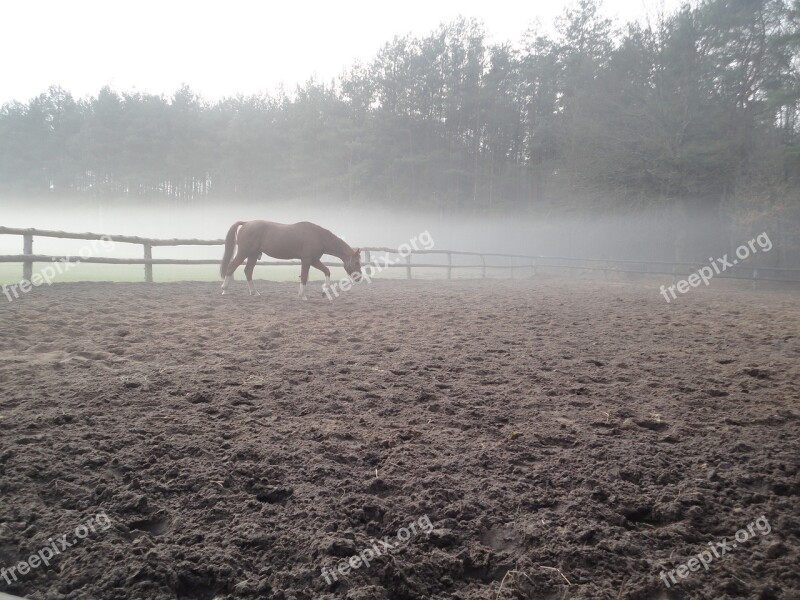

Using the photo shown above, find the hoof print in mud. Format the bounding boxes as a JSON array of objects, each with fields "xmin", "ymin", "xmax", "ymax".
[
  {"xmin": 365, "ymin": 478, "xmax": 393, "ymax": 495},
  {"xmin": 633, "ymin": 418, "xmax": 669, "ymax": 432},
  {"xmin": 427, "ymin": 528, "xmax": 459, "ymax": 548},
  {"xmin": 128, "ymin": 516, "xmax": 170, "ymax": 537},
  {"xmin": 186, "ymin": 391, "xmax": 212, "ymax": 404},
  {"xmin": 255, "ymin": 486, "xmax": 294, "ymax": 504},
  {"xmin": 321, "ymin": 537, "xmax": 358, "ymax": 557}
]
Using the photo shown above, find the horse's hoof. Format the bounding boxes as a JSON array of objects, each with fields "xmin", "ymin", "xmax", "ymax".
[
  {"xmin": 249, "ymin": 291, "xmax": 261, "ymax": 296},
  {"xmin": 221, "ymin": 290, "xmax": 227, "ymax": 295}
]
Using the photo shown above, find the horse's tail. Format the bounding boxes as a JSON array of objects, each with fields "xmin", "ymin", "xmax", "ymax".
[{"xmin": 220, "ymin": 221, "xmax": 245, "ymax": 278}]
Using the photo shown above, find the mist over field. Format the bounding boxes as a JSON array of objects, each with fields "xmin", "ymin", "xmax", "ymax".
[{"xmin": 1, "ymin": 197, "xmax": 792, "ymax": 271}]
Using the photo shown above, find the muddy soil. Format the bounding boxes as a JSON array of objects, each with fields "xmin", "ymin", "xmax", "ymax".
[{"xmin": 0, "ymin": 279, "xmax": 798, "ymax": 600}]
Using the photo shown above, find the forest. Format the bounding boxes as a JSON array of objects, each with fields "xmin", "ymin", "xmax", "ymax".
[{"xmin": 0, "ymin": 0, "xmax": 798, "ymax": 218}]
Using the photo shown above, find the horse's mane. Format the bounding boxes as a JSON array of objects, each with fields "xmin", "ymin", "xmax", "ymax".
[{"xmin": 302, "ymin": 222, "xmax": 353, "ymax": 255}]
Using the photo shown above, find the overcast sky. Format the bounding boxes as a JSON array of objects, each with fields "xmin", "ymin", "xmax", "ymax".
[{"xmin": 2, "ymin": 0, "xmax": 683, "ymax": 105}]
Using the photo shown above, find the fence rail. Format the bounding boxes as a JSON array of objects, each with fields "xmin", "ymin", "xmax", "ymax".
[{"xmin": 1, "ymin": 226, "xmax": 798, "ymax": 286}]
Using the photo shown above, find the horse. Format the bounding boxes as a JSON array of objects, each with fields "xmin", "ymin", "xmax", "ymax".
[{"xmin": 219, "ymin": 220, "xmax": 363, "ymax": 299}]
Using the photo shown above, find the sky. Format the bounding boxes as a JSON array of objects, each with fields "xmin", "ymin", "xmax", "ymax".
[{"xmin": 1, "ymin": 0, "xmax": 683, "ymax": 105}]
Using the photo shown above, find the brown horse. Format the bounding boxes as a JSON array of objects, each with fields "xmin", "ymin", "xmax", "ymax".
[{"xmin": 220, "ymin": 220, "xmax": 362, "ymax": 299}]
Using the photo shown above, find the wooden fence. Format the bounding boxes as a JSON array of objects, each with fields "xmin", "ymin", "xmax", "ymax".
[{"xmin": 1, "ymin": 226, "xmax": 799, "ymax": 286}]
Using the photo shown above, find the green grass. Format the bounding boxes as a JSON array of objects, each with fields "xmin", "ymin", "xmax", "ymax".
[
  {"xmin": 0, "ymin": 263, "xmax": 312, "ymax": 284},
  {"xmin": 0, "ymin": 263, "xmax": 459, "ymax": 285}
]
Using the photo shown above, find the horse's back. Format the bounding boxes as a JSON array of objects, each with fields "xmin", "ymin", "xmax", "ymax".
[
  {"xmin": 245, "ymin": 220, "xmax": 325, "ymax": 233},
  {"xmin": 238, "ymin": 220, "xmax": 329, "ymax": 259}
]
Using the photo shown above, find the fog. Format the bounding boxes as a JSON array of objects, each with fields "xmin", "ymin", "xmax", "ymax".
[{"xmin": 0, "ymin": 197, "xmax": 785, "ymax": 270}]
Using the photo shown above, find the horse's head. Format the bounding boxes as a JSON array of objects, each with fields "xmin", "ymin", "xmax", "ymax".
[{"xmin": 344, "ymin": 248, "xmax": 363, "ymax": 282}]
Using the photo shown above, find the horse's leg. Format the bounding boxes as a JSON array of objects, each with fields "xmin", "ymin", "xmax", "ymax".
[
  {"xmin": 221, "ymin": 249, "xmax": 248, "ymax": 295},
  {"xmin": 311, "ymin": 258, "xmax": 331, "ymax": 296},
  {"xmin": 298, "ymin": 260, "xmax": 310, "ymax": 300},
  {"xmin": 244, "ymin": 254, "xmax": 260, "ymax": 296}
]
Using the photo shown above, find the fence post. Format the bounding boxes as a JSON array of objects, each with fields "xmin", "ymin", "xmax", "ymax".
[
  {"xmin": 143, "ymin": 243, "xmax": 153, "ymax": 283},
  {"xmin": 405, "ymin": 254, "xmax": 412, "ymax": 280},
  {"xmin": 481, "ymin": 255, "xmax": 486, "ymax": 279},
  {"xmin": 510, "ymin": 256, "xmax": 515, "ymax": 279},
  {"xmin": 447, "ymin": 253, "xmax": 452, "ymax": 280},
  {"xmin": 364, "ymin": 250, "xmax": 371, "ymax": 267},
  {"xmin": 752, "ymin": 268, "xmax": 758, "ymax": 289},
  {"xmin": 23, "ymin": 233, "xmax": 33, "ymax": 281}
]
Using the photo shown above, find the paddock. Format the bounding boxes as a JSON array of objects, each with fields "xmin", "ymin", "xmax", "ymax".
[{"xmin": 0, "ymin": 277, "xmax": 797, "ymax": 599}]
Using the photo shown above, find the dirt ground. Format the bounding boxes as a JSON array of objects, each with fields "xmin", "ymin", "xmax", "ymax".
[{"xmin": 0, "ymin": 278, "xmax": 798, "ymax": 600}]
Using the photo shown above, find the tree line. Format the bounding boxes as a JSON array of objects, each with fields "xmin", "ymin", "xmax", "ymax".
[{"xmin": 0, "ymin": 0, "xmax": 798, "ymax": 216}]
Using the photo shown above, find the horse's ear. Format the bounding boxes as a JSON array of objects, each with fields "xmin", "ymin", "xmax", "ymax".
[{"xmin": 354, "ymin": 248, "xmax": 361, "ymax": 256}]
